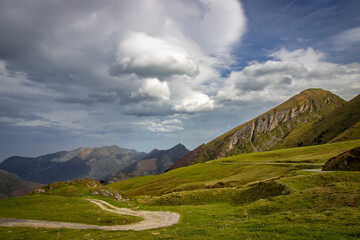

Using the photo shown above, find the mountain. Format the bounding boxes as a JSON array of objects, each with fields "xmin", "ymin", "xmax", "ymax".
[
  {"xmin": 0, "ymin": 146, "xmax": 146, "ymax": 184},
  {"xmin": 168, "ymin": 88, "xmax": 354, "ymax": 171},
  {"xmin": 107, "ymin": 144, "xmax": 189, "ymax": 183},
  {"xmin": 0, "ymin": 170, "xmax": 43, "ymax": 199}
]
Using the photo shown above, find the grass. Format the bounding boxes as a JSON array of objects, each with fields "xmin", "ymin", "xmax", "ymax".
[
  {"xmin": 1, "ymin": 193, "xmax": 359, "ymax": 239},
  {"xmin": 0, "ymin": 195, "xmax": 141, "ymax": 226},
  {"xmin": 109, "ymin": 163, "xmax": 297, "ymax": 197},
  {"xmin": 1, "ymin": 139, "xmax": 360, "ymax": 239},
  {"xmin": 215, "ymin": 139, "xmax": 360, "ymax": 164}
]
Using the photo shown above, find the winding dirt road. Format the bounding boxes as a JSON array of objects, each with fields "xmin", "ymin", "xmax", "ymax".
[{"xmin": 0, "ymin": 199, "xmax": 180, "ymax": 231}]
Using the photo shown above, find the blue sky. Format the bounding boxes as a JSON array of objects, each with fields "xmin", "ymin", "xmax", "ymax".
[
  {"xmin": 237, "ymin": 0, "xmax": 360, "ymax": 65},
  {"xmin": 0, "ymin": 0, "xmax": 359, "ymax": 160}
]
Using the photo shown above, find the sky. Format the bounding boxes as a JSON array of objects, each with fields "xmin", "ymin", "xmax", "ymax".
[{"xmin": 0, "ymin": 0, "xmax": 360, "ymax": 160}]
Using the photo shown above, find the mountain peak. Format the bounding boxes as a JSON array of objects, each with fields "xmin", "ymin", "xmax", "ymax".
[
  {"xmin": 278, "ymin": 88, "xmax": 344, "ymax": 111},
  {"xmin": 171, "ymin": 143, "xmax": 187, "ymax": 150},
  {"xmin": 168, "ymin": 89, "xmax": 348, "ymax": 171},
  {"xmin": 300, "ymin": 88, "xmax": 328, "ymax": 94}
]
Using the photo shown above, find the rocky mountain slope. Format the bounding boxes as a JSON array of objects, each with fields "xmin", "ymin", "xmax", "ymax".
[
  {"xmin": 0, "ymin": 146, "xmax": 145, "ymax": 184},
  {"xmin": 107, "ymin": 144, "xmax": 189, "ymax": 183},
  {"xmin": 275, "ymin": 93, "xmax": 360, "ymax": 148},
  {"xmin": 0, "ymin": 170, "xmax": 43, "ymax": 199},
  {"xmin": 168, "ymin": 88, "xmax": 355, "ymax": 171}
]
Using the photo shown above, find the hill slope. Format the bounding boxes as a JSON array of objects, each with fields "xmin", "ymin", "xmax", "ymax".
[
  {"xmin": 168, "ymin": 89, "xmax": 348, "ymax": 170},
  {"xmin": 0, "ymin": 146, "xmax": 145, "ymax": 184},
  {"xmin": 107, "ymin": 144, "xmax": 189, "ymax": 183},
  {"xmin": 109, "ymin": 139, "xmax": 360, "ymax": 197},
  {"xmin": 275, "ymin": 93, "xmax": 360, "ymax": 148},
  {"xmin": 0, "ymin": 170, "xmax": 43, "ymax": 199}
]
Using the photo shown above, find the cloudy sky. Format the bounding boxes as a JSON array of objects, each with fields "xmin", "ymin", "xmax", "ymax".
[{"xmin": 0, "ymin": 0, "xmax": 359, "ymax": 160}]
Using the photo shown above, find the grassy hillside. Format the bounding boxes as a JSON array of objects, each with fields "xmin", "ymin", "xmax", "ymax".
[
  {"xmin": 0, "ymin": 195, "xmax": 141, "ymax": 226},
  {"xmin": 1, "ymin": 139, "xmax": 360, "ymax": 239},
  {"xmin": 110, "ymin": 139, "xmax": 360, "ymax": 197},
  {"xmin": 275, "ymin": 93, "xmax": 360, "ymax": 149}
]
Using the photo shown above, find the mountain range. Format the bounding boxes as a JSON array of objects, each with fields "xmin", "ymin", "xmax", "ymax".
[
  {"xmin": 107, "ymin": 144, "xmax": 189, "ymax": 183},
  {"xmin": 168, "ymin": 89, "xmax": 360, "ymax": 171},
  {"xmin": 0, "ymin": 146, "xmax": 145, "ymax": 184}
]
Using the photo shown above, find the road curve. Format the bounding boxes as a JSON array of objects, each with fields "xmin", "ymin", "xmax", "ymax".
[{"xmin": 0, "ymin": 199, "xmax": 180, "ymax": 231}]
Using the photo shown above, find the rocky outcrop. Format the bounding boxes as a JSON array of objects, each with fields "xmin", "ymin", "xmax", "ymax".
[
  {"xmin": 322, "ymin": 146, "xmax": 360, "ymax": 171},
  {"xmin": 169, "ymin": 89, "xmax": 347, "ymax": 170}
]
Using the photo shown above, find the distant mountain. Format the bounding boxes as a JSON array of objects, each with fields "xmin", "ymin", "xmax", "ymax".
[
  {"xmin": 0, "ymin": 146, "xmax": 146, "ymax": 184},
  {"xmin": 0, "ymin": 170, "xmax": 43, "ymax": 199},
  {"xmin": 168, "ymin": 88, "xmax": 358, "ymax": 171},
  {"xmin": 107, "ymin": 144, "xmax": 189, "ymax": 183}
]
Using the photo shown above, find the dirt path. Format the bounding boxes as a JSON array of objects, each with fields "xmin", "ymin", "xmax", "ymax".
[{"xmin": 0, "ymin": 199, "xmax": 180, "ymax": 231}]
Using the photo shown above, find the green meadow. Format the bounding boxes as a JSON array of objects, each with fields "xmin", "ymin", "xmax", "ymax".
[{"xmin": 1, "ymin": 139, "xmax": 360, "ymax": 239}]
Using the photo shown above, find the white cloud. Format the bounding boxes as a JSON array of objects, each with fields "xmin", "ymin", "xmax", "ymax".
[
  {"xmin": 135, "ymin": 118, "xmax": 183, "ymax": 133},
  {"xmin": 332, "ymin": 27, "xmax": 360, "ymax": 51},
  {"xmin": 217, "ymin": 47, "xmax": 360, "ymax": 104},
  {"xmin": 110, "ymin": 32, "xmax": 199, "ymax": 78},
  {"xmin": 269, "ymin": 47, "xmax": 325, "ymax": 68},
  {"xmin": 173, "ymin": 90, "xmax": 215, "ymax": 113},
  {"xmin": 188, "ymin": 0, "xmax": 247, "ymax": 56},
  {"xmin": 131, "ymin": 78, "xmax": 171, "ymax": 101},
  {"xmin": 162, "ymin": 119, "xmax": 182, "ymax": 125}
]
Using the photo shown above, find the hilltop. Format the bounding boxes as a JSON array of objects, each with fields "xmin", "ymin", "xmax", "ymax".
[{"xmin": 169, "ymin": 89, "xmax": 360, "ymax": 170}]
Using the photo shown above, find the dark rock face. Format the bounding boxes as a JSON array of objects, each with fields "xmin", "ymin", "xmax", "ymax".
[{"xmin": 322, "ymin": 146, "xmax": 360, "ymax": 171}]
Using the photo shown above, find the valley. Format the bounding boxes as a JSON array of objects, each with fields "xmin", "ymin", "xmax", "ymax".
[{"xmin": 0, "ymin": 139, "xmax": 359, "ymax": 239}]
